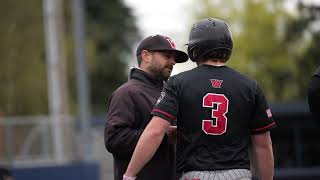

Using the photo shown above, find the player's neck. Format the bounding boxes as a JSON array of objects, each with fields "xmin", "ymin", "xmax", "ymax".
[{"xmin": 199, "ymin": 61, "xmax": 226, "ymax": 67}]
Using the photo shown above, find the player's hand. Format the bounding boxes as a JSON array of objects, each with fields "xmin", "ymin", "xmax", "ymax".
[{"xmin": 166, "ymin": 125, "xmax": 177, "ymax": 144}]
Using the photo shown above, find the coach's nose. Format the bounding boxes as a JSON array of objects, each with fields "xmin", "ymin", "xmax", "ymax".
[{"xmin": 169, "ymin": 56, "xmax": 176, "ymax": 65}]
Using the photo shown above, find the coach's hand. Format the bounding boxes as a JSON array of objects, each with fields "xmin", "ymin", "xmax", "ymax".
[{"xmin": 166, "ymin": 125, "xmax": 177, "ymax": 144}]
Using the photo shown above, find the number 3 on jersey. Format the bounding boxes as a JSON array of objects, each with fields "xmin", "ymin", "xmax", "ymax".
[{"xmin": 202, "ymin": 93, "xmax": 229, "ymax": 135}]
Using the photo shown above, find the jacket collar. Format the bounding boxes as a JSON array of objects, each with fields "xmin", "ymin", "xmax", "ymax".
[{"xmin": 130, "ymin": 68, "xmax": 164, "ymax": 87}]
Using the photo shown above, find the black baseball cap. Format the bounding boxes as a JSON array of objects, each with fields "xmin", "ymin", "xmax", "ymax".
[{"xmin": 136, "ymin": 34, "xmax": 189, "ymax": 63}]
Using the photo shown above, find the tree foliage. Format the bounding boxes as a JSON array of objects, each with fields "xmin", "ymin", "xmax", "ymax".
[
  {"xmin": 84, "ymin": 0, "xmax": 140, "ymax": 113},
  {"xmin": 0, "ymin": 0, "xmax": 47, "ymax": 115},
  {"xmin": 284, "ymin": 2, "xmax": 320, "ymax": 98},
  {"xmin": 0, "ymin": 0, "xmax": 140, "ymax": 115},
  {"xmin": 191, "ymin": 0, "xmax": 317, "ymax": 102}
]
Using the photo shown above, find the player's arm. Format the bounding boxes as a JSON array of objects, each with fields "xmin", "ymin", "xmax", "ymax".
[
  {"xmin": 249, "ymin": 83, "xmax": 276, "ymax": 180},
  {"xmin": 124, "ymin": 116, "xmax": 171, "ymax": 178},
  {"xmin": 251, "ymin": 131, "xmax": 274, "ymax": 180}
]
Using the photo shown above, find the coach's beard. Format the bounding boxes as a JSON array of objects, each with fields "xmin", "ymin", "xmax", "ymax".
[
  {"xmin": 149, "ymin": 65, "xmax": 173, "ymax": 82},
  {"xmin": 160, "ymin": 66, "xmax": 173, "ymax": 81}
]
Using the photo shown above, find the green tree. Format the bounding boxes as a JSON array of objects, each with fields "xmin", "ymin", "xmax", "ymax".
[
  {"xmin": 0, "ymin": 0, "xmax": 48, "ymax": 115},
  {"xmin": 284, "ymin": 2, "xmax": 320, "ymax": 98},
  {"xmin": 0, "ymin": 0, "xmax": 140, "ymax": 116},
  {"xmin": 84, "ymin": 0, "xmax": 140, "ymax": 113},
  {"xmin": 191, "ymin": 0, "xmax": 296, "ymax": 101}
]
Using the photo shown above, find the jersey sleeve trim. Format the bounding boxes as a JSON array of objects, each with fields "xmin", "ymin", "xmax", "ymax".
[
  {"xmin": 152, "ymin": 109, "xmax": 176, "ymax": 122},
  {"xmin": 251, "ymin": 122, "xmax": 276, "ymax": 134}
]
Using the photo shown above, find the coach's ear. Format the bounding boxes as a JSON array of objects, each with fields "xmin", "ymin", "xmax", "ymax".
[{"xmin": 141, "ymin": 50, "xmax": 151, "ymax": 64}]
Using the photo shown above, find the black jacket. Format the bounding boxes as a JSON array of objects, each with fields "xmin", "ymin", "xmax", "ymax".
[
  {"xmin": 104, "ymin": 69, "xmax": 175, "ymax": 180},
  {"xmin": 308, "ymin": 66, "xmax": 320, "ymax": 121}
]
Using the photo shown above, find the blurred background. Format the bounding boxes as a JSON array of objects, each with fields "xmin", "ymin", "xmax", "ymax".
[{"xmin": 0, "ymin": 0, "xmax": 319, "ymax": 179}]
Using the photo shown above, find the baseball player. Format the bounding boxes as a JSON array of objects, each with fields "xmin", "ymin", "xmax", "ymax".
[
  {"xmin": 308, "ymin": 65, "xmax": 320, "ymax": 121},
  {"xmin": 123, "ymin": 18, "xmax": 276, "ymax": 180}
]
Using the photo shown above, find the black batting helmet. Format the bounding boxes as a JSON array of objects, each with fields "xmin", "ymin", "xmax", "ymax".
[{"xmin": 187, "ymin": 18, "xmax": 233, "ymax": 62}]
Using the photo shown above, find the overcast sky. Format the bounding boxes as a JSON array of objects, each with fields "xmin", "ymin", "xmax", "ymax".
[
  {"xmin": 123, "ymin": 0, "xmax": 320, "ymax": 74},
  {"xmin": 123, "ymin": 0, "xmax": 196, "ymax": 74},
  {"xmin": 123, "ymin": 0, "xmax": 192, "ymax": 37},
  {"xmin": 123, "ymin": 0, "xmax": 319, "ymax": 36}
]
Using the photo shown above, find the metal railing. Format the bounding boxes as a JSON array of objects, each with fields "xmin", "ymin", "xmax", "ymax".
[{"xmin": 0, "ymin": 115, "xmax": 79, "ymax": 166}]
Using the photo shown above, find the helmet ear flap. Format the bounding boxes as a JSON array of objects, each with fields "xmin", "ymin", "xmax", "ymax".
[
  {"xmin": 188, "ymin": 42, "xmax": 232, "ymax": 62},
  {"xmin": 187, "ymin": 44, "xmax": 200, "ymax": 62}
]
